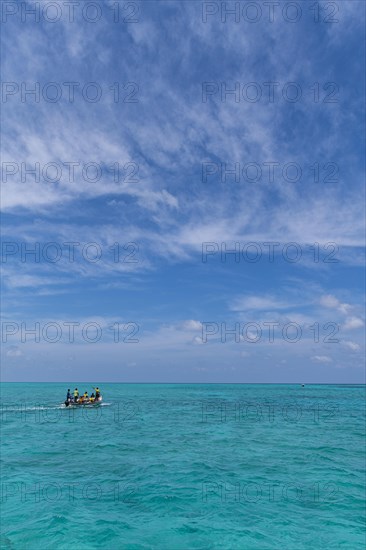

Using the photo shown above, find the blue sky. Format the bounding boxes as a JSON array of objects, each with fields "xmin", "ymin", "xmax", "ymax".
[{"xmin": 1, "ymin": 0, "xmax": 365, "ymax": 382}]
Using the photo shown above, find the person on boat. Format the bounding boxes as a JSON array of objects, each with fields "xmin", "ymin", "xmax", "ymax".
[
  {"xmin": 66, "ymin": 389, "xmax": 71, "ymax": 401},
  {"xmin": 90, "ymin": 393, "xmax": 95, "ymax": 402},
  {"xmin": 74, "ymin": 388, "xmax": 79, "ymax": 403},
  {"xmin": 95, "ymin": 387, "xmax": 101, "ymax": 400},
  {"xmin": 83, "ymin": 391, "xmax": 89, "ymax": 402}
]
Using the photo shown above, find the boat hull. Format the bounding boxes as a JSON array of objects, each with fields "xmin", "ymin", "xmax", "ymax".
[{"xmin": 64, "ymin": 398, "xmax": 102, "ymax": 408}]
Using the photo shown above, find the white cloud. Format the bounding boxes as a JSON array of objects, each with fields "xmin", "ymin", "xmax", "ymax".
[
  {"xmin": 6, "ymin": 346, "xmax": 23, "ymax": 357},
  {"xmin": 311, "ymin": 355, "xmax": 332, "ymax": 364},
  {"xmin": 320, "ymin": 294, "xmax": 340, "ymax": 308},
  {"xmin": 182, "ymin": 320, "xmax": 202, "ymax": 331},
  {"xmin": 320, "ymin": 294, "xmax": 352, "ymax": 314},
  {"xmin": 343, "ymin": 317, "xmax": 364, "ymax": 330},
  {"xmin": 231, "ymin": 295, "xmax": 290, "ymax": 312},
  {"xmin": 343, "ymin": 341, "xmax": 361, "ymax": 352}
]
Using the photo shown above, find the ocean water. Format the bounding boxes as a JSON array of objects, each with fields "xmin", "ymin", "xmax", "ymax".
[{"xmin": 0, "ymin": 383, "xmax": 365, "ymax": 550}]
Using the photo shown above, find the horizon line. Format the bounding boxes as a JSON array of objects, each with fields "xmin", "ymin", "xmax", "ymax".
[{"xmin": 0, "ymin": 381, "xmax": 365, "ymax": 385}]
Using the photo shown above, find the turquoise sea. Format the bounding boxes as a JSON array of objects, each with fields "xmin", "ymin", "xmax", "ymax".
[{"xmin": 0, "ymin": 383, "xmax": 365, "ymax": 549}]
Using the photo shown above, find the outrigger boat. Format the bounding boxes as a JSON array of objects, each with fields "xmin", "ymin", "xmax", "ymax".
[{"xmin": 64, "ymin": 396, "xmax": 103, "ymax": 408}]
